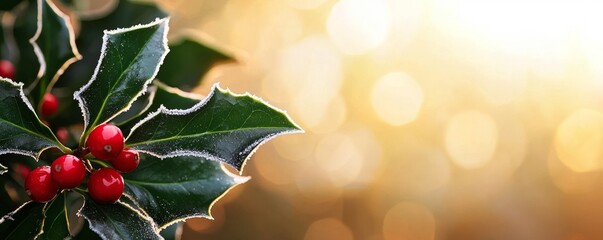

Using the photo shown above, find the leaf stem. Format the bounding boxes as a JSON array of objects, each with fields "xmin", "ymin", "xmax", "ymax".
[
  {"xmin": 89, "ymin": 159, "xmax": 111, "ymax": 168},
  {"xmin": 73, "ymin": 147, "xmax": 90, "ymax": 159}
]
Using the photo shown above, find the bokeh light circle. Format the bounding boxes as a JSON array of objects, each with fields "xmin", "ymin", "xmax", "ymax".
[
  {"xmin": 555, "ymin": 109, "xmax": 603, "ymax": 172},
  {"xmin": 304, "ymin": 218, "xmax": 354, "ymax": 240},
  {"xmin": 383, "ymin": 202, "xmax": 436, "ymax": 240},
  {"xmin": 326, "ymin": 0, "xmax": 390, "ymax": 54},
  {"xmin": 445, "ymin": 110, "xmax": 498, "ymax": 169},
  {"xmin": 371, "ymin": 72, "xmax": 424, "ymax": 126}
]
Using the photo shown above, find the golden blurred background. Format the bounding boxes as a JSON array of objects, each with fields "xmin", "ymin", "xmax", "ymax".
[{"xmin": 149, "ymin": 0, "xmax": 603, "ymax": 239}]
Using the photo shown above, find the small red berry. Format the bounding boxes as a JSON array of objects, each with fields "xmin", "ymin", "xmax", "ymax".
[
  {"xmin": 51, "ymin": 155, "xmax": 86, "ymax": 189},
  {"xmin": 56, "ymin": 128, "xmax": 70, "ymax": 144},
  {"xmin": 25, "ymin": 166, "xmax": 59, "ymax": 202},
  {"xmin": 41, "ymin": 93, "xmax": 59, "ymax": 117},
  {"xmin": 88, "ymin": 168, "xmax": 124, "ymax": 204},
  {"xmin": 0, "ymin": 60, "xmax": 15, "ymax": 79},
  {"xmin": 86, "ymin": 124, "xmax": 124, "ymax": 160},
  {"xmin": 15, "ymin": 163, "xmax": 30, "ymax": 179},
  {"xmin": 111, "ymin": 149, "xmax": 140, "ymax": 173}
]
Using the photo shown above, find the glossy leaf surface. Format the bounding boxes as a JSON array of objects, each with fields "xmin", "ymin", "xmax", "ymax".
[
  {"xmin": 123, "ymin": 154, "xmax": 246, "ymax": 227},
  {"xmin": 39, "ymin": 193, "xmax": 70, "ymax": 239},
  {"xmin": 126, "ymin": 84, "xmax": 302, "ymax": 170},
  {"xmin": 74, "ymin": 18, "xmax": 169, "ymax": 140},
  {"xmin": 0, "ymin": 201, "xmax": 44, "ymax": 239},
  {"xmin": 119, "ymin": 81, "xmax": 201, "ymax": 136},
  {"xmin": 79, "ymin": 198, "xmax": 161, "ymax": 240},
  {"xmin": 29, "ymin": 0, "xmax": 81, "ymax": 106},
  {"xmin": 0, "ymin": 78, "xmax": 67, "ymax": 158}
]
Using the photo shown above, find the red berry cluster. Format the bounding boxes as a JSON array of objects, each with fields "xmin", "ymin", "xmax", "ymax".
[{"xmin": 24, "ymin": 124, "xmax": 140, "ymax": 204}]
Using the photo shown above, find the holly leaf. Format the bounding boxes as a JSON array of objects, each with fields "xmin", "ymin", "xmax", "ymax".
[
  {"xmin": 38, "ymin": 193, "xmax": 70, "ymax": 239},
  {"xmin": 157, "ymin": 37, "xmax": 235, "ymax": 91},
  {"xmin": 0, "ymin": 201, "xmax": 45, "ymax": 239},
  {"xmin": 59, "ymin": 0, "xmax": 168, "ymax": 89},
  {"xmin": 52, "ymin": 0, "xmax": 167, "ymax": 128},
  {"xmin": 0, "ymin": 78, "xmax": 68, "ymax": 159},
  {"xmin": 13, "ymin": 0, "xmax": 40, "ymax": 86},
  {"xmin": 28, "ymin": 0, "xmax": 81, "ymax": 106},
  {"xmin": 123, "ymin": 154, "xmax": 248, "ymax": 228},
  {"xmin": 126, "ymin": 84, "xmax": 302, "ymax": 171},
  {"xmin": 74, "ymin": 18, "xmax": 170, "ymax": 141},
  {"xmin": 78, "ymin": 198, "xmax": 161, "ymax": 240},
  {"xmin": 119, "ymin": 81, "xmax": 202, "ymax": 136}
]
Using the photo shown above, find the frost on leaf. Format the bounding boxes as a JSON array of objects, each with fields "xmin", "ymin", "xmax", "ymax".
[
  {"xmin": 74, "ymin": 18, "xmax": 170, "ymax": 142},
  {"xmin": 122, "ymin": 154, "xmax": 248, "ymax": 228},
  {"xmin": 0, "ymin": 77, "xmax": 67, "ymax": 159},
  {"xmin": 126, "ymin": 83, "xmax": 303, "ymax": 171}
]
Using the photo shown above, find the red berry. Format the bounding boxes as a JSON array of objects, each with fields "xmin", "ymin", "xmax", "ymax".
[
  {"xmin": 111, "ymin": 149, "xmax": 140, "ymax": 173},
  {"xmin": 86, "ymin": 124, "xmax": 124, "ymax": 160},
  {"xmin": 41, "ymin": 93, "xmax": 59, "ymax": 117},
  {"xmin": 56, "ymin": 128, "xmax": 70, "ymax": 144},
  {"xmin": 15, "ymin": 163, "xmax": 30, "ymax": 179},
  {"xmin": 87, "ymin": 168, "xmax": 124, "ymax": 204},
  {"xmin": 51, "ymin": 155, "xmax": 86, "ymax": 189},
  {"xmin": 0, "ymin": 60, "xmax": 15, "ymax": 79},
  {"xmin": 25, "ymin": 166, "xmax": 59, "ymax": 202}
]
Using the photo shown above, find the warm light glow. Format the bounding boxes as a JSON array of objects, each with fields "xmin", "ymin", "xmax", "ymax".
[
  {"xmin": 371, "ymin": 72, "xmax": 423, "ymax": 126},
  {"xmin": 285, "ymin": 0, "xmax": 328, "ymax": 10},
  {"xmin": 304, "ymin": 218, "xmax": 354, "ymax": 240},
  {"xmin": 445, "ymin": 111, "xmax": 498, "ymax": 169},
  {"xmin": 275, "ymin": 36, "xmax": 343, "ymax": 131},
  {"xmin": 327, "ymin": 0, "xmax": 390, "ymax": 54},
  {"xmin": 383, "ymin": 151, "xmax": 451, "ymax": 196},
  {"xmin": 156, "ymin": 0, "xmax": 603, "ymax": 238},
  {"xmin": 555, "ymin": 109, "xmax": 603, "ymax": 172},
  {"xmin": 383, "ymin": 202, "xmax": 436, "ymax": 240},
  {"xmin": 315, "ymin": 133, "xmax": 363, "ymax": 187}
]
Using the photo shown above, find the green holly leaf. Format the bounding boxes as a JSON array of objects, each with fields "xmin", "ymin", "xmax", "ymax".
[
  {"xmin": 28, "ymin": 0, "xmax": 81, "ymax": 106},
  {"xmin": 0, "ymin": 78, "xmax": 68, "ymax": 159},
  {"xmin": 119, "ymin": 81, "xmax": 202, "ymax": 136},
  {"xmin": 126, "ymin": 84, "xmax": 302, "ymax": 171},
  {"xmin": 59, "ymin": 0, "xmax": 167, "ymax": 89},
  {"xmin": 0, "ymin": 201, "xmax": 45, "ymax": 238},
  {"xmin": 123, "ymin": 154, "xmax": 248, "ymax": 228},
  {"xmin": 38, "ymin": 193, "xmax": 70, "ymax": 239},
  {"xmin": 157, "ymin": 37, "xmax": 234, "ymax": 91},
  {"xmin": 13, "ymin": 0, "xmax": 40, "ymax": 86},
  {"xmin": 52, "ymin": 0, "xmax": 167, "ymax": 128},
  {"xmin": 74, "ymin": 18, "xmax": 170, "ymax": 142},
  {"xmin": 0, "ymin": 0, "xmax": 22, "ymax": 11},
  {"xmin": 79, "ymin": 198, "xmax": 161, "ymax": 240}
]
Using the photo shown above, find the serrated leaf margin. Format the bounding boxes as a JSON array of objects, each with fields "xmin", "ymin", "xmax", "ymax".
[
  {"xmin": 161, "ymin": 164, "xmax": 249, "ymax": 230},
  {"xmin": 125, "ymin": 83, "xmax": 303, "ymax": 172},
  {"xmin": 28, "ymin": 0, "xmax": 82, "ymax": 92},
  {"xmin": 0, "ymin": 77, "xmax": 69, "ymax": 158},
  {"xmin": 73, "ymin": 17, "xmax": 170, "ymax": 137},
  {"xmin": 76, "ymin": 198, "xmax": 162, "ymax": 240}
]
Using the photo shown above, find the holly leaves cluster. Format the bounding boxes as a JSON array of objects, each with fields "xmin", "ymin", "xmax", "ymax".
[{"xmin": 0, "ymin": 0, "xmax": 300, "ymax": 239}]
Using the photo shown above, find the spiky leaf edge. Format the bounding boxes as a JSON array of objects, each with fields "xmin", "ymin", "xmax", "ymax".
[
  {"xmin": 126, "ymin": 83, "xmax": 303, "ymax": 173},
  {"xmin": 73, "ymin": 17, "xmax": 170, "ymax": 143}
]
